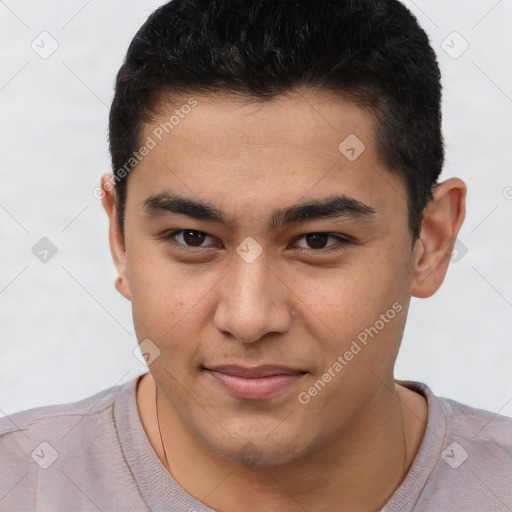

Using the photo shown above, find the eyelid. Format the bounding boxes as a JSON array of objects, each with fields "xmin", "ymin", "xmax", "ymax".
[
  {"xmin": 163, "ymin": 229, "xmax": 352, "ymax": 253},
  {"xmin": 164, "ymin": 229, "xmax": 219, "ymax": 249},
  {"xmin": 290, "ymin": 232, "xmax": 350, "ymax": 245}
]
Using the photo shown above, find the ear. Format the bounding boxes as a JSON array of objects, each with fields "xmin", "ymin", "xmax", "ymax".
[
  {"xmin": 100, "ymin": 173, "xmax": 132, "ymax": 301},
  {"xmin": 410, "ymin": 178, "xmax": 466, "ymax": 298}
]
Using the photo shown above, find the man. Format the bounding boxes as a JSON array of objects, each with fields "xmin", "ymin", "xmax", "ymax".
[{"xmin": 1, "ymin": 0, "xmax": 511, "ymax": 510}]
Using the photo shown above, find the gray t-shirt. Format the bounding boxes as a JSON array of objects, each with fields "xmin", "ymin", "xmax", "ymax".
[{"xmin": 1, "ymin": 377, "xmax": 511, "ymax": 511}]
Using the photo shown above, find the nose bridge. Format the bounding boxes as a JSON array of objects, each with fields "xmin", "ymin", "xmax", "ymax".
[
  {"xmin": 228, "ymin": 251, "xmax": 275, "ymax": 310},
  {"xmin": 214, "ymin": 250, "xmax": 291, "ymax": 343}
]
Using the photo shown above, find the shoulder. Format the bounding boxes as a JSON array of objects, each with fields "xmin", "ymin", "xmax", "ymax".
[
  {"xmin": 0, "ymin": 381, "xmax": 131, "ymax": 460},
  {"xmin": 0, "ymin": 379, "xmax": 143, "ymax": 511},
  {"xmin": 0, "ymin": 384, "xmax": 122, "ymax": 437},
  {"xmin": 438, "ymin": 391, "xmax": 512, "ymax": 460},
  {"xmin": 0, "ymin": 382, "xmax": 130, "ymax": 471},
  {"xmin": 408, "ymin": 382, "xmax": 512, "ymax": 511},
  {"xmin": 405, "ymin": 381, "xmax": 512, "ymax": 457}
]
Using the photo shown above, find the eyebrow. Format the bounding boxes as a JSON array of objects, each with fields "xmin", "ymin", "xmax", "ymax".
[{"xmin": 142, "ymin": 192, "xmax": 376, "ymax": 230}]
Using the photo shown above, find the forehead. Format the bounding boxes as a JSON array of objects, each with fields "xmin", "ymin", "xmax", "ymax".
[
  {"xmin": 126, "ymin": 90, "xmax": 404, "ymax": 228},
  {"xmin": 143, "ymin": 89, "xmax": 377, "ymax": 158}
]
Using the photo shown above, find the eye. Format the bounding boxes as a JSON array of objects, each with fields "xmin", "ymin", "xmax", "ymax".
[
  {"xmin": 291, "ymin": 233, "xmax": 350, "ymax": 252},
  {"xmin": 163, "ymin": 229, "xmax": 351, "ymax": 254},
  {"xmin": 164, "ymin": 229, "xmax": 218, "ymax": 248}
]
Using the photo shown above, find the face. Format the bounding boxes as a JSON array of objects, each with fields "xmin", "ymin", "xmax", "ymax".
[{"xmin": 114, "ymin": 91, "xmax": 420, "ymax": 466}]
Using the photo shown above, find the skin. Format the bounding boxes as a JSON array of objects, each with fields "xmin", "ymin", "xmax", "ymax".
[{"xmin": 101, "ymin": 89, "xmax": 466, "ymax": 511}]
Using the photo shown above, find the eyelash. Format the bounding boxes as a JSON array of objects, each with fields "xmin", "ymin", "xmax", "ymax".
[{"xmin": 162, "ymin": 229, "xmax": 351, "ymax": 254}]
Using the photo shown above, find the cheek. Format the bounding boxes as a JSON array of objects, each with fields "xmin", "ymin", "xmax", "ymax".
[
  {"xmin": 288, "ymin": 250, "xmax": 410, "ymax": 389},
  {"xmin": 126, "ymin": 251, "xmax": 192, "ymax": 354},
  {"xmin": 296, "ymin": 305, "xmax": 408, "ymax": 432},
  {"xmin": 349, "ymin": 242, "xmax": 413, "ymax": 310},
  {"xmin": 291, "ymin": 255, "xmax": 406, "ymax": 332},
  {"xmin": 127, "ymin": 243, "xmax": 192, "ymax": 317}
]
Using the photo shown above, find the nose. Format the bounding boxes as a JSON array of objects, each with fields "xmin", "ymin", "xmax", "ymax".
[{"xmin": 213, "ymin": 253, "xmax": 293, "ymax": 344}]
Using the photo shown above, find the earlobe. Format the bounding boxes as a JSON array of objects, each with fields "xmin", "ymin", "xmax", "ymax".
[
  {"xmin": 100, "ymin": 173, "xmax": 132, "ymax": 301},
  {"xmin": 411, "ymin": 178, "xmax": 466, "ymax": 298}
]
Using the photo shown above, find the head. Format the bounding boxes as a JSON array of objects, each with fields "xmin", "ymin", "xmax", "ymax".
[{"xmin": 102, "ymin": 0, "xmax": 465, "ymax": 467}]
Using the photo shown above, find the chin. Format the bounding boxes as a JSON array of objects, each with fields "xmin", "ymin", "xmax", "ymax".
[
  {"xmin": 200, "ymin": 426, "xmax": 316, "ymax": 469},
  {"xmin": 220, "ymin": 442, "xmax": 302, "ymax": 468}
]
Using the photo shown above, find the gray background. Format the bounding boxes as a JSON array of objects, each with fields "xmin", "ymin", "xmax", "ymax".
[{"xmin": 1, "ymin": 1, "xmax": 511, "ymax": 417}]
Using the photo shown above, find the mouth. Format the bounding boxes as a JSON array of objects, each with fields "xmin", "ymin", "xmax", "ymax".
[{"xmin": 202, "ymin": 365, "xmax": 308, "ymax": 400}]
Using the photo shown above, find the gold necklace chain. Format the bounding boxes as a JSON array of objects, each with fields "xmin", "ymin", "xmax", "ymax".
[{"xmin": 155, "ymin": 385, "xmax": 171, "ymax": 470}]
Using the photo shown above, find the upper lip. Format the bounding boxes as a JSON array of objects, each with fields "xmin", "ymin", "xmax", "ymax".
[{"xmin": 204, "ymin": 365, "xmax": 307, "ymax": 378}]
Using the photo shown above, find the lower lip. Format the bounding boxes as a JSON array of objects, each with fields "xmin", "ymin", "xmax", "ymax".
[{"xmin": 204, "ymin": 370, "xmax": 305, "ymax": 400}]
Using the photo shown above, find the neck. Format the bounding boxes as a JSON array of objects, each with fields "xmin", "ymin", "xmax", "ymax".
[{"xmin": 138, "ymin": 373, "xmax": 426, "ymax": 512}]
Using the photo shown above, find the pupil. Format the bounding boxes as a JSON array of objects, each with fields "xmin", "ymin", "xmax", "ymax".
[
  {"xmin": 306, "ymin": 233, "xmax": 328, "ymax": 249},
  {"xmin": 184, "ymin": 231, "xmax": 205, "ymax": 246}
]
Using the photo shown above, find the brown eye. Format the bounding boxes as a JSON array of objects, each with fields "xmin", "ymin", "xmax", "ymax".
[
  {"xmin": 304, "ymin": 233, "xmax": 329, "ymax": 249},
  {"xmin": 181, "ymin": 230, "xmax": 206, "ymax": 246},
  {"xmin": 292, "ymin": 233, "xmax": 350, "ymax": 253},
  {"xmin": 165, "ymin": 229, "xmax": 215, "ymax": 248}
]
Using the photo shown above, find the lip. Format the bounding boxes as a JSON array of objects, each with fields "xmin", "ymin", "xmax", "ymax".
[{"xmin": 203, "ymin": 365, "xmax": 307, "ymax": 400}]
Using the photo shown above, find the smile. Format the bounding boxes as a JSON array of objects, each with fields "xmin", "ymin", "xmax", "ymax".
[{"xmin": 202, "ymin": 365, "xmax": 307, "ymax": 400}]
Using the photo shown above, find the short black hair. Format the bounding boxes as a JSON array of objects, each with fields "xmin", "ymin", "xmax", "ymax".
[{"xmin": 109, "ymin": 0, "xmax": 444, "ymax": 243}]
